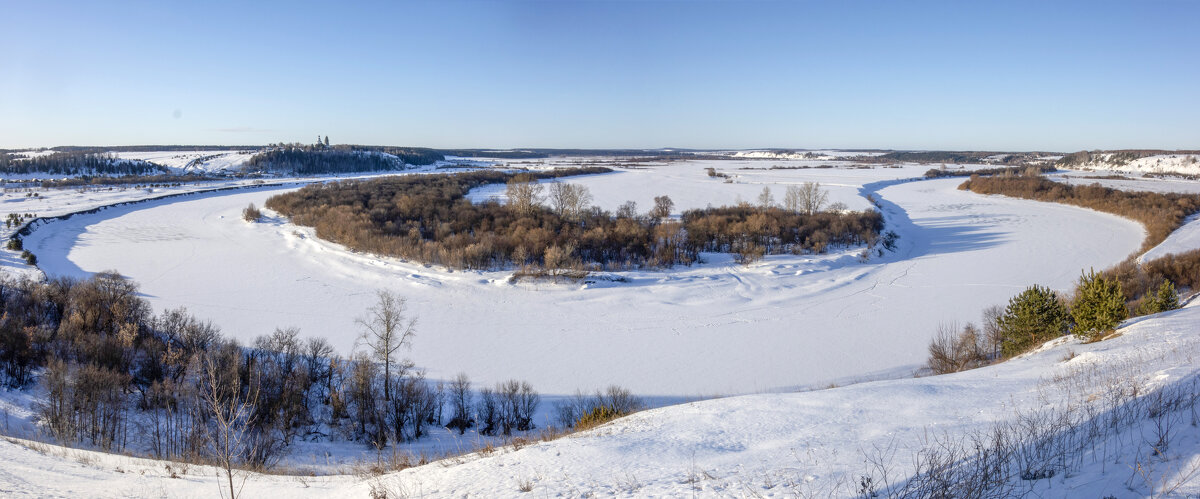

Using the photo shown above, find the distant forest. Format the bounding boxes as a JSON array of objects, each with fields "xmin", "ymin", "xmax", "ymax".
[
  {"xmin": 872, "ymin": 151, "xmax": 1058, "ymax": 165},
  {"xmin": 246, "ymin": 145, "xmax": 442, "ymax": 175},
  {"xmin": 0, "ymin": 151, "xmax": 167, "ymax": 176},
  {"xmin": 265, "ymin": 168, "xmax": 883, "ymax": 271}
]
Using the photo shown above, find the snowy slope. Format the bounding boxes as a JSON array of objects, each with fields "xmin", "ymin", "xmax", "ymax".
[
  {"xmin": 1, "ymin": 300, "xmax": 1198, "ymax": 497},
  {"xmin": 19, "ymin": 165, "xmax": 1144, "ymax": 396},
  {"xmin": 1050, "ymin": 171, "xmax": 1200, "ymax": 194},
  {"xmin": 1141, "ymin": 213, "xmax": 1200, "ymax": 263},
  {"xmin": 114, "ymin": 150, "xmax": 257, "ymax": 174},
  {"xmin": 1068, "ymin": 153, "xmax": 1200, "ymax": 176}
]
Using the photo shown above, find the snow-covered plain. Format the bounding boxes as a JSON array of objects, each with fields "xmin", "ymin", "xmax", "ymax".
[
  {"xmin": 17, "ymin": 161, "xmax": 1145, "ymax": 397},
  {"xmin": 1, "ymin": 298, "xmax": 1198, "ymax": 497}
]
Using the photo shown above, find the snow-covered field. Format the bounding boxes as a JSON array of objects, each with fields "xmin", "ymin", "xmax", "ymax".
[
  {"xmin": 1, "ymin": 298, "xmax": 1197, "ymax": 497},
  {"xmin": 16, "ymin": 161, "xmax": 1145, "ymax": 397}
]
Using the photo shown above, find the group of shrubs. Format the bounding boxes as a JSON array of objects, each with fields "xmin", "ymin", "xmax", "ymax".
[
  {"xmin": 265, "ymin": 168, "xmax": 883, "ymax": 272},
  {"xmin": 928, "ymin": 266, "xmax": 1185, "ymax": 375}
]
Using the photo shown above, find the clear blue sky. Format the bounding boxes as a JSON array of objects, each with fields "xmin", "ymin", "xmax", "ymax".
[{"xmin": 1, "ymin": 0, "xmax": 1197, "ymax": 151}]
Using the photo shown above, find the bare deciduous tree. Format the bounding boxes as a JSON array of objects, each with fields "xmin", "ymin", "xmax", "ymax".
[
  {"xmin": 757, "ymin": 186, "xmax": 775, "ymax": 208},
  {"xmin": 616, "ymin": 200, "xmax": 638, "ymax": 219},
  {"xmin": 355, "ymin": 290, "xmax": 417, "ymax": 402},
  {"xmin": 200, "ymin": 348, "xmax": 258, "ymax": 499},
  {"xmin": 548, "ymin": 182, "xmax": 593, "ymax": 220},
  {"xmin": 505, "ymin": 174, "xmax": 544, "ymax": 215},
  {"xmin": 650, "ymin": 195, "xmax": 674, "ymax": 220},
  {"xmin": 786, "ymin": 182, "xmax": 829, "ymax": 215}
]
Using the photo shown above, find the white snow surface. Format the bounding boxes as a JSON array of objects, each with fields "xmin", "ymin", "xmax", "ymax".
[
  {"xmin": 1070, "ymin": 153, "xmax": 1200, "ymax": 176},
  {"xmin": 1050, "ymin": 170, "xmax": 1200, "ymax": 194},
  {"xmin": 15, "ymin": 162, "xmax": 1145, "ymax": 397},
  {"xmin": 114, "ymin": 150, "xmax": 257, "ymax": 174},
  {"xmin": 1045, "ymin": 171, "xmax": 1200, "ymax": 263},
  {"xmin": 1, "ymin": 300, "xmax": 1198, "ymax": 497},
  {"xmin": 1142, "ymin": 213, "xmax": 1200, "ymax": 263}
]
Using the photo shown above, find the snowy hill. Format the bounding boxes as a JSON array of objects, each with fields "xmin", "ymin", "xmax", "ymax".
[
  {"xmin": 114, "ymin": 150, "xmax": 257, "ymax": 174},
  {"xmin": 1061, "ymin": 152, "xmax": 1200, "ymax": 176},
  {"xmin": 1, "ymin": 299, "xmax": 1198, "ymax": 497}
]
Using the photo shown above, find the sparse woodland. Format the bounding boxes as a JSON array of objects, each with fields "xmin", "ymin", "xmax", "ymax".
[
  {"xmin": 0, "ymin": 272, "xmax": 549, "ymax": 473},
  {"xmin": 264, "ymin": 169, "xmax": 884, "ymax": 271}
]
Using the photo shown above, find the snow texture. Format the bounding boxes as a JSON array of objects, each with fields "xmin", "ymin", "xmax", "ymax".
[{"xmin": 14, "ymin": 161, "xmax": 1144, "ymax": 396}]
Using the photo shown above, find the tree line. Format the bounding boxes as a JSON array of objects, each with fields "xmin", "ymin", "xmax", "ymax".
[
  {"xmin": 0, "ymin": 151, "xmax": 167, "ymax": 176},
  {"xmin": 264, "ymin": 169, "xmax": 883, "ymax": 271},
  {"xmin": 246, "ymin": 145, "xmax": 442, "ymax": 175}
]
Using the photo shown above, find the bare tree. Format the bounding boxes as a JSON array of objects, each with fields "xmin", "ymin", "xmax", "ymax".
[
  {"xmin": 616, "ymin": 200, "xmax": 638, "ymax": 219},
  {"xmin": 199, "ymin": 348, "xmax": 258, "ymax": 499},
  {"xmin": 783, "ymin": 185, "xmax": 802, "ymax": 212},
  {"xmin": 790, "ymin": 182, "xmax": 829, "ymax": 215},
  {"xmin": 505, "ymin": 174, "xmax": 544, "ymax": 215},
  {"xmin": 757, "ymin": 186, "xmax": 774, "ymax": 208},
  {"xmin": 446, "ymin": 373, "xmax": 473, "ymax": 434},
  {"xmin": 355, "ymin": 290, "xmax": 417, "ymax": 402},
  {"xmin": 548, "ymin": 182, "xmax": 593, "ymax": 220},
  {"xmin": 650, "ymin": 195, "xmax": 674, "ymax": 220}
]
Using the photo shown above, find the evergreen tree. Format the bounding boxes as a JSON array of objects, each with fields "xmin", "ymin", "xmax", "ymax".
[
  {"xmin": 1070, "ymin": 269, "xmax": 1127, "ymax": 341},
  {"xmin": 324, "ymin": 136, "xmax": 330, "ymax": 147},
  {"xmin": 1138, "ymin": 279, "xmax": 1180, "ymax": 315},
  {"xmin": 997, "ymin": 285, "xmax": 1070, "ymax": 357}
]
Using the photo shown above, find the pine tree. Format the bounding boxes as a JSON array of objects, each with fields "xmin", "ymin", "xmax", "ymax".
[
  {"xmin": 324, "ymin": 136, "xmax": 330, "ymax": 147},
  {"xmin": 997, "ymin": 285, "xmax": 1070, "ymax": 357},
  {"xmin": 1070, "ymin": 269, "xmax": 1127, "ymax": 341},
  {"xmin": 1138, "ymin": 279, "xmax": 1179, "ymax": 315}
]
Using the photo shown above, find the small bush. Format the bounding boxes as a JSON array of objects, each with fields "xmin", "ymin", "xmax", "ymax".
[
  {"xmin": 575, "ymin": 405, "xmax": 622, "ymax": 431},
  {"xmin": 242, "ymin": 203, "xmax": 263, "ymax": 222},
  {"xmin": 1137, "ymin": 279, "xmax": 1180, "ymax": 315},
  {"xmin": 5, "ymin": 238, "xmax": 22, "ymax": 251},
  {"xmin": 927, "ymin": 322, "xmax": 989, "ymax": 374},
  {"xmin": 20, "ymin": 250, "xmax": 36, "ymax": 265}
]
